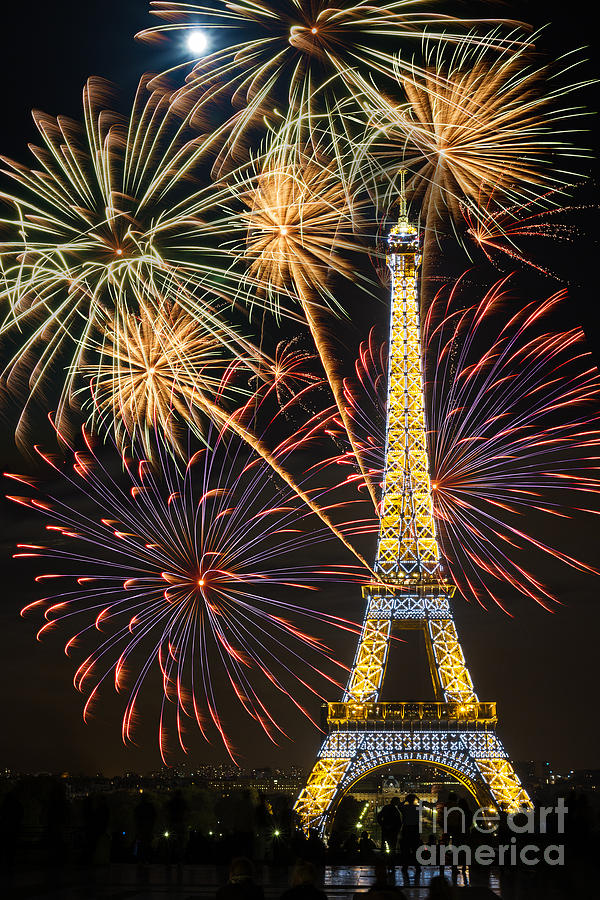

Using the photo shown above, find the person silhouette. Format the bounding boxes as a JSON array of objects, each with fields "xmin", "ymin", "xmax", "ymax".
[
  {"xmin": 0, "ymin": 787, "xmax": 23, "ymax": 886},
  {"xmin": 217, "ymin": 857, "xmax": 264, "ymax": 900},
  {"xmin": 280, "ymin": 860, "xmax": 328, "ymax": 900},
  {"xmin": 305, "ymin": 828, "xmax": 326, "ymax": 864},
  {"xmin": 399, "ymin": 794, "xmax": 421, "ymax": 884},
  {"xmin": 445, "ymin": 793, "xmax": 468, "ymax": 884},
  {"xmin": 343, "ymin": 829, "xmax": 359, "ymax": 862},
  {"xmin": 166, "ymin": 789, "xmax": 189, "ymax": 863},
  {"xmin": 377, "ymin": 797, "xmax": 402, "ymax": 854},
  {"xmin": 427, "ymin": 875, "xmax": 452, "ymax": 899},
  {"xmin": 358, "ymin": 830, "xmax": 377, "ymax": 860},
  {"xmin": 134, "ymin": 792, "xmax": 156, "ymax": 864}
]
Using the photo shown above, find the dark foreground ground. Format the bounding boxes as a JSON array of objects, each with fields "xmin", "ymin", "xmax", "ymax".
[{"xmin": 1, "ymin": 862, "xmax": 595, "ymax": 900}]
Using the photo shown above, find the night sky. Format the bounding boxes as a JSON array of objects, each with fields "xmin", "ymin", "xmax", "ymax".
[{"xmin": 0, "ymin": 2, "xmax": 599, "ymax": 777}]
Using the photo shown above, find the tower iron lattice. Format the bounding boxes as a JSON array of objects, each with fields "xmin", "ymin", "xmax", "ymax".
[{"xmin": 294, "ymin": 174, "xmax": 531, "ymax": 835}]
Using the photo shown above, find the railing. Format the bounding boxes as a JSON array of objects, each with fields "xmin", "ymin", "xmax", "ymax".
[
  {"xmin": 362, "ymin": 580, "xmax": 456, "ymax": 599},
  {"xmin": 327, "ymin": 701, "xmax": 497, "ymax": 725}
]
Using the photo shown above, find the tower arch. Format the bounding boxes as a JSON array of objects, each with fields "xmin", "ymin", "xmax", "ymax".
[{"xmin": 326, "ymin": 754, "xmax": 488, "ymax": 835}]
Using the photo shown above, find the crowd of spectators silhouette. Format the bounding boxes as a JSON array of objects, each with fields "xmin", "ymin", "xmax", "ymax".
[{"xmin": 0, "ymin": 776, "xmax": 598, "ymax": 898}]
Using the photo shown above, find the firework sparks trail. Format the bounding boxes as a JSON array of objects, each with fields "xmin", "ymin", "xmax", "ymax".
[
  {"xmin": 196, "ymin": 387, "xmax": 374, "ymax": 571},
  {"xmin": 355, "ymin": 34, "xmax": 590, "ymax": 255},
  {"xmin": 321, "ymin": 279, "xmax": 600, "ymax": 610},
  {"xmin": 7, "ymin": 425, "xmax": 367, "ymax": 762},
  {"xmin": 260, "ymin": 339, "xmax": 324, "ymax": 411},
  {"xmin": 137, "ymin": 1, "xmax": 525, "ymax": 174},
  {"xmin": 236, "ymin": 141, "xmax": 381, "ymax": 508},
  {"xmin": 0, "ymin": 74, "xmax": 285, "ymax": 449},
  {"xmin": 462, "ymin": 186, "xmax": 593, "ymax": 278}
]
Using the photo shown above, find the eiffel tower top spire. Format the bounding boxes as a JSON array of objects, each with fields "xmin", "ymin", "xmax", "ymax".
[
  {"xmin": 375, "ymin": 176, "xmax": 441, "ymax": 580},
  {"xmin": 396, "ymin": 167, "xmax": 410, "ymax": 230},
  {"xmin": 387, "ymin": 169, "xmax": 419, "ymax": 255}
]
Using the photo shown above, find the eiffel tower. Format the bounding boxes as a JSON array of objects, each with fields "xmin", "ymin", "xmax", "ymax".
[{"xmin": 295, "ymin": 176, "xmax": 532, "ymax": 834}]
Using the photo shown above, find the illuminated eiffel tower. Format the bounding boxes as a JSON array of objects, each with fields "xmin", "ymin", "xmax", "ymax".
[{"xmin": 295, "ymin": 176, "xmax": 532, "ymax": 834}]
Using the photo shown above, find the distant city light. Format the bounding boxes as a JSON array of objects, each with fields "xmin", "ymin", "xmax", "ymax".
[{"xmin": 187, "ymin": 30, "xmax": 208, "ymax": 55}]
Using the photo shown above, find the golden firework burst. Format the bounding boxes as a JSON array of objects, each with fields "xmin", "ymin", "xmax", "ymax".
[
  {"xmin": 82, "ymin": 303, "xmax": 233, "ymax": 456},
  {"xmin": 237, "ymin": 143, "xmax": 380, "ymax": 505},
  {"xmin": 360, "ymin": 36, "xmax": 589, "ymax": 226},
  {"xmin": 137, "ymin": 1, "xmax": 522, "ymax": 171}
]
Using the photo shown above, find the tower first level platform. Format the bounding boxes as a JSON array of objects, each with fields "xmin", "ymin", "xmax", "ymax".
[{"xmin": 295, "ymin": 176, "xmax": 531, "ymax": 834}]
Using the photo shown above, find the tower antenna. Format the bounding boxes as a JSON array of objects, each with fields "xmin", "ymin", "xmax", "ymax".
[{"xmin": 397, "ymin": 167, "xmax": 409, "ymax": 229}]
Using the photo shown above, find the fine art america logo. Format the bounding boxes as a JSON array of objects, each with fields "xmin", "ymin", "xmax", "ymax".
[{"xmin": 414, "ymin": 800, "xmax": 568, "ymax": 867}]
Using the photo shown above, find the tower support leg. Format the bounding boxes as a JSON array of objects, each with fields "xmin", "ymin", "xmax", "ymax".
[{"xmin": 295, "ymin": 757, "xmax": 351, "ymax": 833}]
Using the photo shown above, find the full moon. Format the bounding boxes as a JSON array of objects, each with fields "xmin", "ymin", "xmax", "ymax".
[{"xmin": 186, "ymin": 29, "xmax": 208, "ymax": 55}]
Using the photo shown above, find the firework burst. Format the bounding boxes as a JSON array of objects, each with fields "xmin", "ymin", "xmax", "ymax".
[
  {"xmin": 241, "ymin": 145, "xmax": 359, "ymax": 302},
  {"xmin": 253, "ymin": 338, "xmax": 324, "ymax": 411},
  {"xmin": 0, "ymin": 74, "xmax": 272, "ymax": 448},
  {"xmin": 8, "ymin": 427, "xmax": 364, "ymax": 761},
  {"xmin": 81, "ymin": 301, "xmax": 242, "ymax": 458},
  {"xmin": 237, "ymin": 142, "xmax": 380, "ymax": 506},
  {"xmin": 359, "ymin": 35, "xmax": 589, "ymax": 231},
  {"xmin": 137, "ymin": 1, "xmax": 521, "ymax": 171},
  {"xmin": 461, "ymin": 188, "xmax": 591, "ymax": 278}
]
